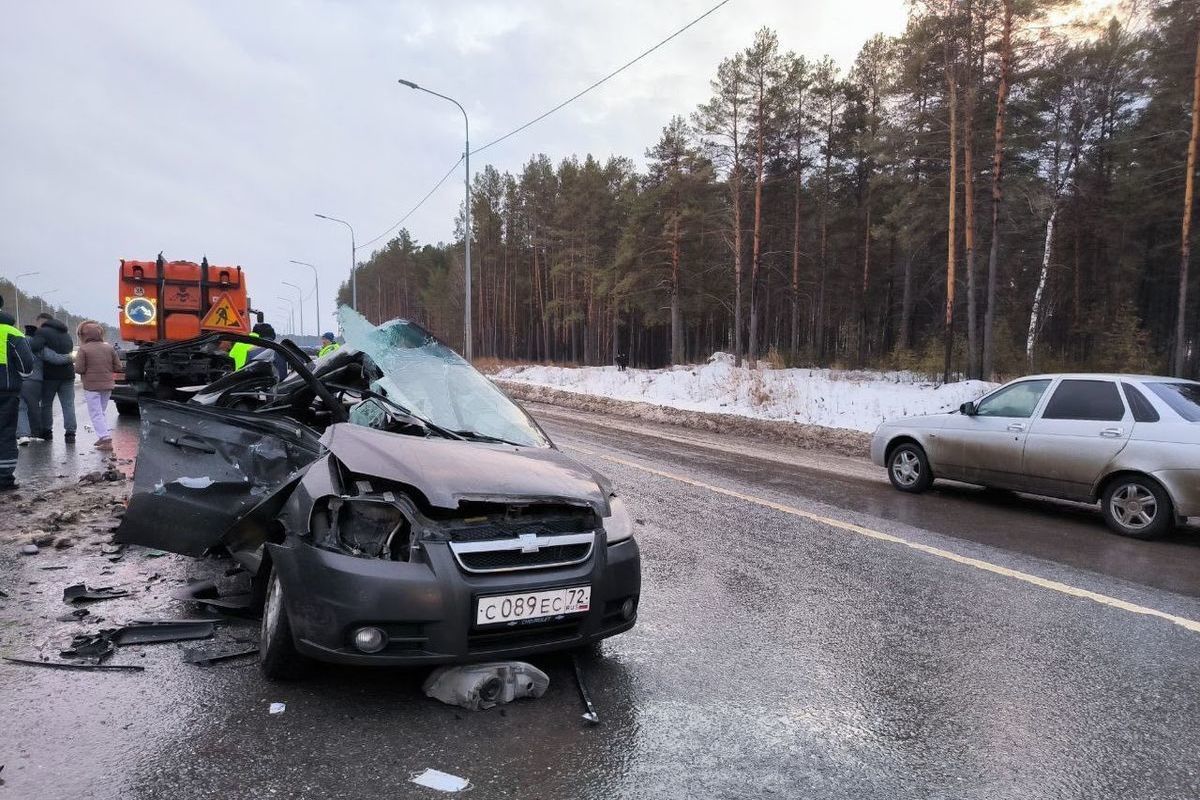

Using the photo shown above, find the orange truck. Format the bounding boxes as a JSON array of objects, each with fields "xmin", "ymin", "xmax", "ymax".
[{"xmin": 113, "ymin": 254, "xmax": 258, "ymax": 414}]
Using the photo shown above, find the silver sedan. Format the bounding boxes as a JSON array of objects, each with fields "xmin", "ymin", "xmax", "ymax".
[{"xmin": 870, "ymin": 374, "xmax": 1200, "ymax": 539}]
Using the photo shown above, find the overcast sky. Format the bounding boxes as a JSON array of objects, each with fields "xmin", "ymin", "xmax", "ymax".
[{"xmin": 1, "ymin": 0, "xmax": 910, "ymax": 331}]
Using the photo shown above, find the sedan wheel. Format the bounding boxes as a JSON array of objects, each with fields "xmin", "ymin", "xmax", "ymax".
[
  {"xmin": 887, "ymin": 443, "xmax": 933, "ymax": 493},
  {"xmin": 259, "ymin": 566, "xmax": 307, "ymax": 680},
  {"xmin": 1102, "ymin": 478, "xmax": 1174, "ymax": 540}
]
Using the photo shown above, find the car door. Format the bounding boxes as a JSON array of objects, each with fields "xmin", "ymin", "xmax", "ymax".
[
  {"xmin": 1021, "ymin": 378, "xmax": 1132, "ymax": 500},
  {"xmin": 116, "ymin": 399, "xmax": 325, "ymax": 556},
  {"xmin": 938, "ymin": 379, "xmax": 1053, "ymax": 487}
]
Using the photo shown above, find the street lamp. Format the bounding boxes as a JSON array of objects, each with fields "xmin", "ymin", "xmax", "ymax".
[
  {"xmin": 289, "ymin": 260, "xmax": 321, "ymax": 336},
  {"xmin": 398, "ymin": 78, "xmax": 473, "ymax": 360},
  {"xmin": 282, "ymin": 281, "xmax": 304, "ymax": 336},
  {"xmin": 275, "ymin": 297, "xmax": 296, "ymax": 336},
  {"xmin": 314, "ymin": 214, "xmax": 357, "ymax": 312},
  {"xmin": 11, "ymin": 271, "xmax": 39, "ymax": 327}
]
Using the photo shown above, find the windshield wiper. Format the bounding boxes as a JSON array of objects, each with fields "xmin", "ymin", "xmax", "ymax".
[
  {"xmin": 333, "ymin": 384, "xmax": 463, "ymax": 441},
  {"xmin": 451, "ymin": 429, "xmax": 525, "ymax": 447}
]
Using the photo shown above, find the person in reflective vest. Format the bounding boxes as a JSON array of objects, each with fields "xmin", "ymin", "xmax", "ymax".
[
  {"xmin": 318, "ymin": 332, "xmax": 340, "ymax": 358},
  {"xmin": 228, "ymin": 332, "xmax": 260, "ymax": 371},
  {"xmin": 0, "ymin": 294, "xmax": 35, "ymax": 491}
]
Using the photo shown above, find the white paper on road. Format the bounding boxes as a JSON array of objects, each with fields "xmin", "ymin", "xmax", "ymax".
[
  {"xmin": 268, "ymin": 702, "xmax": 285, "ymax": 715},
  {"xmin": 410, "ymin": 769, "xmax": 470, "ymax": 792}
]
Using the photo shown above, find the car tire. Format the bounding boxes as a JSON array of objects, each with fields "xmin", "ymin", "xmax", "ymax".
[
  {"xmin": 259, "ymin": 566, "xmax": 308, "ymax": 681},
  {"xmin": 1101, "ymin": 476, "xmax": 1174, "ymax": 540},
  {"xmin": 114, "ymin": 400, "xmax": 139, "ymax": 417},
  {"xmin": 887, "ymin": 442, "xmax": 933, "ymax": 493}
]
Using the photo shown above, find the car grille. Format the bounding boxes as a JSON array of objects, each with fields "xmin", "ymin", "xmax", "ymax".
[
  {"xmin": 457, "ymin": 543, "xmax": 592, "ymax": 572},
  {"xmin": 448, "ymin": 517, "xmax": 593, "ymax": 542},
  {"xmin": 448, "ymin": 532, "xmax": 595, "ymax": 574}
]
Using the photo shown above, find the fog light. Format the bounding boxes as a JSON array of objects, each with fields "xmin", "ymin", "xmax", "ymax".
[
  {"xmin": 621, "ymin": 598, "xmax": 636, "ymax": 620},
  {"xmin": 353, "ymin": 626, "xmax": 387, "ymax": 654}
]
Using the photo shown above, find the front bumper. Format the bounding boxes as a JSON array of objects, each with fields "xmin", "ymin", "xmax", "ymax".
[{"xmin": 266, "ymin": 535, "xmax": 641, "ymax": 666}]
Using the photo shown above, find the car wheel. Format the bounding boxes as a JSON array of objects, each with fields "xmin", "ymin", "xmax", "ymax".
[
  {"xmin": 1102, "ymin": 477, "xmax": 1174, "ymax": 540},
  {"xmin": 887, "ymin": 443, "xmax": 933, "ymax": 493},
  {"xmin": 114, "ymin": 400, "xmax": 139, "ymax": 417},
  {"xmin": 259, "ymin": 566, "xmax": 308, "ymax": 681}
]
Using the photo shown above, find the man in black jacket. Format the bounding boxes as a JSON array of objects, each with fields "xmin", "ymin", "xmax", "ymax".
[
  {"xmin": 32, "ymin": 313, "xmax": 76, "ymax": 442},
  {"xmin": 0, "ymin": 295, "xmax": 35, "ymax": 490}
]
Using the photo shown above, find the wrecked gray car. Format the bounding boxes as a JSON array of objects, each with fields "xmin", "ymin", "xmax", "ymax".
[{"xmin": 116, "ymin": 311, "xmax": 641, "ymax": 679}]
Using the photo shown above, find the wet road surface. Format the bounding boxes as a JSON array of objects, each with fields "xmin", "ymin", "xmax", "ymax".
[
  {"xmin": 13, "ymin": 390, "xmax": 140, "ymax": 484},
  {"xmin": 2, "ymin": 402, "xmax": 1200, "ymax": 799}
]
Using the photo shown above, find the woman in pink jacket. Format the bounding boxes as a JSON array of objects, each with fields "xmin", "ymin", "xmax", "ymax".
[{"xmin": 74, "ymin": 321, "xmax": 122, "ymax": 450}]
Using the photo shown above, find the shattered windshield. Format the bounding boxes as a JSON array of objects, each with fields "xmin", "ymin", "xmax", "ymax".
[{"xmin": 338, "ymin": 307, "xmax": 549, "ymax": 448}]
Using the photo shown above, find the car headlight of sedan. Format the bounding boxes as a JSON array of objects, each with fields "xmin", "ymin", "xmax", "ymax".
[
  {"xmin": 311, "ymin": 496, "xmax": 410, "ymax": 559},
  {"xmin": 603, "ymin": 495, "xmax": 634, "ymax": 545}
]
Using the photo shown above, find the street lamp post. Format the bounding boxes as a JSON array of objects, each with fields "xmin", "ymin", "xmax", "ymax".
[
  {"xmin": 289, "ymin": 260, "xmax": 321, "ymax": 335},
  {"xmin": 12, "ymin": 271, "xmax": 39, "ymax": 327},
  {"xmin": 314, "ymin": 214, "xmax": 357, "ymax": 312},
  {"xmin": 282, "ymin": 281, "xmax": 304, "ymax": 336},
  {"xmin": 276, "ymin": 297, "xmax": 295, "ymax": 336},
  {"xmin": 398, "ymin": 78, "xmax": 472, "ymax": 360}
]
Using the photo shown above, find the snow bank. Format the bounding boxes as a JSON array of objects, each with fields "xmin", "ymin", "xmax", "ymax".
[{"xmin": 496, "ymin": 354, "xmax": 998, "ymax": 433}]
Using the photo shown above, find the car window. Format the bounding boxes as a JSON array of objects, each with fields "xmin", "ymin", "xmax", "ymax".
[
  {"xmin": 1121, "ymin": 383, "xmax": 1160, "ymax": 423},
  {"xmin": 1042, "ymin": 379, "xmax": 1125, "ymax": 421},
  {"xmin": 975, "ymin": 379, "xmax": 1052, "ymax": 418},
  {"xmin": 1145, "ymin": 381, "xmax": 1200, "ymax": 422}
]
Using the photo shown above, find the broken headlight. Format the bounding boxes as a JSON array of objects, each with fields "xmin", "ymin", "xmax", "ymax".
[
  {"xmin": 311, "ymin": 496, "xmax": 410, "ymax": 559},
  {"xmin": 603, "ymin": 495, "xmax": 633, "ymax": 545}
]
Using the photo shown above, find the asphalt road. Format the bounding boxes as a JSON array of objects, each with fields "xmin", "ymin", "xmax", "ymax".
[{"xmin": 2, "ymin": 402, "xmax": 1200, "ymax": 799}]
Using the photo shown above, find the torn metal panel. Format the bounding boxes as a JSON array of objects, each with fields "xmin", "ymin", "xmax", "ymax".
[
  {"xmin": 116, "ymin": 399, "xmax": 323, "ymax": 556},
  {"xmin": 63, "ymin": 584, "xmax": 130, "ymax": 604},
  {"xmin": 111, "ymin": 621, "xmax": 215, "ymax": 646},
  {"xmin": 183, "ymin": 646, "xmax": 259, "ymax": 666},
  {"xmin": 322, "ymin": 422, "xmax": 612, "ymax": 514}
]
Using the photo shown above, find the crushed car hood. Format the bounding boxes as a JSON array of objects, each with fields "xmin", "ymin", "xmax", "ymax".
[{"xmin": 322, "ymin": 423, "xmax": 613, "ymax": 514}]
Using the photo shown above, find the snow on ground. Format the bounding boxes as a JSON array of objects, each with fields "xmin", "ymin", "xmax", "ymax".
[{"xmin": 496, "ymin": 353, "xmax": 998, "ymax": 433}]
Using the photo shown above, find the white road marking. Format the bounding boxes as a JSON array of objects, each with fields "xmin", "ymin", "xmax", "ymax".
[{"xmin": 566, "ymin": 443, "xmax": 1200, "ymax": 635}]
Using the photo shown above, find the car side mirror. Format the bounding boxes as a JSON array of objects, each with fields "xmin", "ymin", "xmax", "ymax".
[{"xmin": 959, "ymin": 401, "xmax": 977, "ymax": 416}]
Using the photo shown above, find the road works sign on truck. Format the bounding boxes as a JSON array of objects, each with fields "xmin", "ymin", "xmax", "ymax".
[{"xmin": 201, "ymin": 293, "xmax": 245, "ymax": 331}]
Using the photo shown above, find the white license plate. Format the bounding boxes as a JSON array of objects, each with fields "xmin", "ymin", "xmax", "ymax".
[{"xmin": 476, "ymin": 586, "xmax": 591, "ymax": 626}]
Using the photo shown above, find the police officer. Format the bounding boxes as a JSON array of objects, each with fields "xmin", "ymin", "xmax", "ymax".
[
  {"xmin": 318, "ymin": 331, "xmax": 340, "ymax": 358},
  {"xmin": 0, "ymin": 294, "xmax": 35, "ymax": 491}
]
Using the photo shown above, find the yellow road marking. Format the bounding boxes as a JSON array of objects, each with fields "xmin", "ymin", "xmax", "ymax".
[{"xmin": 566, "ymin": 443, "xmax": 1200, "ymax": 635}]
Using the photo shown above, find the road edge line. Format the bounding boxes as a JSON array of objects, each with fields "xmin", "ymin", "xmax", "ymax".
[{"xmin": 568, "ymin": 444, "xmax": 1200, "ymax": 635}]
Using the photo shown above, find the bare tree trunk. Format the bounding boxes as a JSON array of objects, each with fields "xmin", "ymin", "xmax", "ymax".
[
  {"xmin": 1174, "ymin": 21, "xmax": 1200, "ymax": 376},
  {"xmin": 900, "ymin": 251, "xmax": 913, "ymax": 350},
  {"xmin": 749, "ymin": 70, "xmax": 766, "ymax": 365},
  {"xmin": 952, "ymin": 0, "xmax": 977, "ymax": 378},
  {"xmin": 790, "ymin": 169, "xmax": 802, "ymax": 359},
  {"xmin": 671, "ymin": 217, "xmax": 683, "ymax": 364},
  {"xmin": 943, "ymin": 0, "xmax": 959, "ymax": 384},
  {"xmin": 732, "ymin": 89, "xmax": 745, "ymax": 367},
  {"xmin": 860, "ymin": 204, "xmax": 871, "ymax": 365},
  {"xmin": 982, "ymin": 0, "xmax": 1013, "ymax": 379},
  {"xmin": 1026, "ymin": 205, "xmax": 1058, "ymax": 367}
]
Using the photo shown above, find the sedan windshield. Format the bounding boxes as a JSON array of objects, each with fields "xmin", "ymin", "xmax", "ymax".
[
  {"xmin": 338, "ymin": 307, "xmax": 549, "ymax": 448},
  {"xmin": 1145, "ymin": 381, "xmax": 1200, "ymax": 422}
]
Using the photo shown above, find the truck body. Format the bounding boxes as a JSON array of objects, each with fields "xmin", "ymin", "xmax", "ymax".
[{"xmin": 113, "ymin": 255, "xmax": 255, "ymax": 414}]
